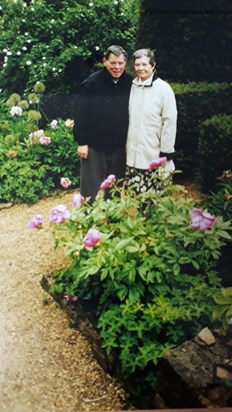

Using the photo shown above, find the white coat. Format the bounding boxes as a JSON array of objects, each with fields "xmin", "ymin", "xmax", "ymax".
[{"xmin": 126, "ymin": 73, "xmax": 177, "ymax": 170}]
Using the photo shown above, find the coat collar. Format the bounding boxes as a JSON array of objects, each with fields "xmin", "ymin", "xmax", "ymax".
[{"xmin": 132, "ymin": 70, "xmax": 159, "ymax": 87}]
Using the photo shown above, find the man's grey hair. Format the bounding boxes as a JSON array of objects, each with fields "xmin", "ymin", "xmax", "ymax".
[
  {"xmin": 104, "ymin": 45, "xmax": 128, "ymax": 61},
  {"xmin": 132, "ymin": 48, "xmax": 156, "ymax": 66}
]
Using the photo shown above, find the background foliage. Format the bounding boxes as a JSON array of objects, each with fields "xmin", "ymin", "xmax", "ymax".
[
  {"xmin": 137, "ymin": 0, "xmax": 232, "ymax": 83},
  {"xmin": 0, "ymin": 0, "xmax": 141, "ymax": 96},
  {"xmin": 172, "ymin": 82, "xmax": 232, "ymax": 189}
]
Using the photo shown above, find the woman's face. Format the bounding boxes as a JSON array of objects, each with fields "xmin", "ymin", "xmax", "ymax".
[{"xmin": 134, "ymin": 56, "xmax": 155, "ymax": 81}]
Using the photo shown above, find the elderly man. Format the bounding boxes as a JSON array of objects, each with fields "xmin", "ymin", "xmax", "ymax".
[{"xmin": 73, "ymin": 45, "xmax": 132, "ymax": 201}]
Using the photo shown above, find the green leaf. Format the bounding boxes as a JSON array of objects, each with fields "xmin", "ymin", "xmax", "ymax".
[
  {"xmin": 126, "ymin": 245, "xmax": 139, "ymax": 253},
  {"xmin": 173, "ymin": 263, "xmax": 180, "ymax": 276},
  {"xmin": 115, "ymin": 237, "xmax": 134, "ymax": 251}
]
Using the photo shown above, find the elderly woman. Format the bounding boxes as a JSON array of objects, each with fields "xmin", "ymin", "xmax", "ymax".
[{"xmin": 126, "ymin": 48, "xmax": 177, "ymax": 193}]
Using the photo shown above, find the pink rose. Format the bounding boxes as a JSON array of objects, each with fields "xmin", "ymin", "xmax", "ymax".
[
  {"xmin": 60, "ymin": 177, "xmax": 72, "ymax": 188},
  {"xmin": 27, "ymin": 214, "xmax": 43, "ymax": 229},
  {"xmin": 40, "ymin": 136, "xmax": 51, "ymax": 146},
  {"xmin": 72, "ymin": 193, "xmax": 85, "ymax": 208},
  {"xmin": 190, "ymin": 208, "xmax": 217, "ymax": 231},
  {"xmin": 100, "ymin": 174, "xmax": 116, "ymax": 189},
  {"xmin": 50, "ymin": 205, "xmax": 70, "ymax": 224},
  {"xmin": 148, "ymin": 157, "xmax": 167, "ymax": 170},
  {"xmin": 83, "ymin": 229, "xmax": 101, "ymax": 248}
]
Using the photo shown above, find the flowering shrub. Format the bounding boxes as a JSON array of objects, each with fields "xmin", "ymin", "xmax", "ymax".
[
  {"xmin": 0, "ymin": 0, "xmax": 141, "ymax": 95},
  {"xmin": 29, "ymin": 171, "xmax": 231, "ymax": 390},
  {"xmin": 0, "ymin": 84, "xmax": 79, "ymax": 204}
]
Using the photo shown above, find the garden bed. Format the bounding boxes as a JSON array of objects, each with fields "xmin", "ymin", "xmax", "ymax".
[{"xmin": 41, "ymin": 274, "xmax": 232, "ymax": 409}]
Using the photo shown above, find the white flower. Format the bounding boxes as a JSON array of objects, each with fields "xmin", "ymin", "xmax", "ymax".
[
  {"xmin": 6, "ymin": 51, "xmax": 12, "ymax": 56},
  {"xmin": 3, "ymin": 48, "xmax": 8, "ymax": 53},
  {"xmin": 16, "ymin": 51, "xmax": 21, "ymax": 56},
  {"xmin": 24, "ymin": 32, "xmax": 29, "ymax": 36},
  {"xmin": 26, "ymin": 61, "xmax": 32, "ymax": 65},
  {"xmin": 10, "ymin": 106, "xmax": 23, "ymax": 116},
  {"xmin": 50, "ymin": 119, "xmax": 58, "ymax": 128},
  {"xmin": 22, "ymin": 46, "xmax": 27, "ymax": 51},
  {"xmin": 89, "ymin": 2, "xmax": 93, "ymax": 6},
  {"xmin": 95, "ymin": 46, "xmax": 100, "ymax": 51},
  {"xmin": 65, "ymin": 119, "xmax": 74, "ymax": 128}
]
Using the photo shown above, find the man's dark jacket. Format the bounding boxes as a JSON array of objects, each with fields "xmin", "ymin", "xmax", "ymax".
[{"xmin": 73, "ymin": 68, "xmax": 132, "ymax": 152}]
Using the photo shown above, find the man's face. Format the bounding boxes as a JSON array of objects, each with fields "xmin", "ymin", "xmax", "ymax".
[
  {"xmin": 103, "ymin": 53, "xmax": 126, "ymax": 79},
  {"xmin": 134, "ymin": 56, "xmax": 155, "ymax": 81}
]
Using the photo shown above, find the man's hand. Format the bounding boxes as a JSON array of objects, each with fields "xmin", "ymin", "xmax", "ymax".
[{"xmin": 77, "ymin": 145, "xmax": 89, "ymax": 159}]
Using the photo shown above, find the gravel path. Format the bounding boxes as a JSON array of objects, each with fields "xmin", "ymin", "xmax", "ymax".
[{"xmin": 0, "ymin": 192, "xmax": 126, "ymax": 412}]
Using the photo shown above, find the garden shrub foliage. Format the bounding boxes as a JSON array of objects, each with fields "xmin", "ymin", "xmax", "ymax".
[
  {"xmin": 198, "ymin": 114, "xmax": 232, "ymax": 193},
  {"xmin": 204, "ymin": 170, "xmax": 232, "ymax": 289},
  {"xmin": 46, "ymin": 176, "xmax": 231, "ymax": 383},
  {"xmin": 171, "ymin": 82, "xmax": 232, "ymax": 181}
]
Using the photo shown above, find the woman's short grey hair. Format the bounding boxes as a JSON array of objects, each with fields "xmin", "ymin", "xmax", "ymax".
[
  {"xmin": 104, "ymin": 45, "xmax": 128, "ymax": 61},
  {"xmin": 132, "ymin": 48, "xmax": 156, "ymax": 66}
]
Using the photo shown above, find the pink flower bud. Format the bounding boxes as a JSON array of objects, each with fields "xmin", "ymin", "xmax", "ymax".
[
  {"xmin": 83, "ymin": 229, "xmax": 101, "ymax": 248},
  {"xmin": 148, "ymin": 157, "xmax": 167, "ymax": 170},
  {"xmin": 27, "ymin": 214, "xmax": 43, "ymax": 229},
  {"xmin": 72, "ymin": 193, "xmax": 85, "ymax": 208},
  {"xmin": 100, "ymin": 174, "xmax": 116, "ymax": 189},
  {"xmin": 190, "ymin": 208, "xmax": 217, "ymax": 231}
]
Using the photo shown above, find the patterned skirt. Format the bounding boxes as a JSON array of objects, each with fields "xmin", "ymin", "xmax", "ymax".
[{"xmin": 125, "ymin": 166, "xmax": 170, "ymax": 195}]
